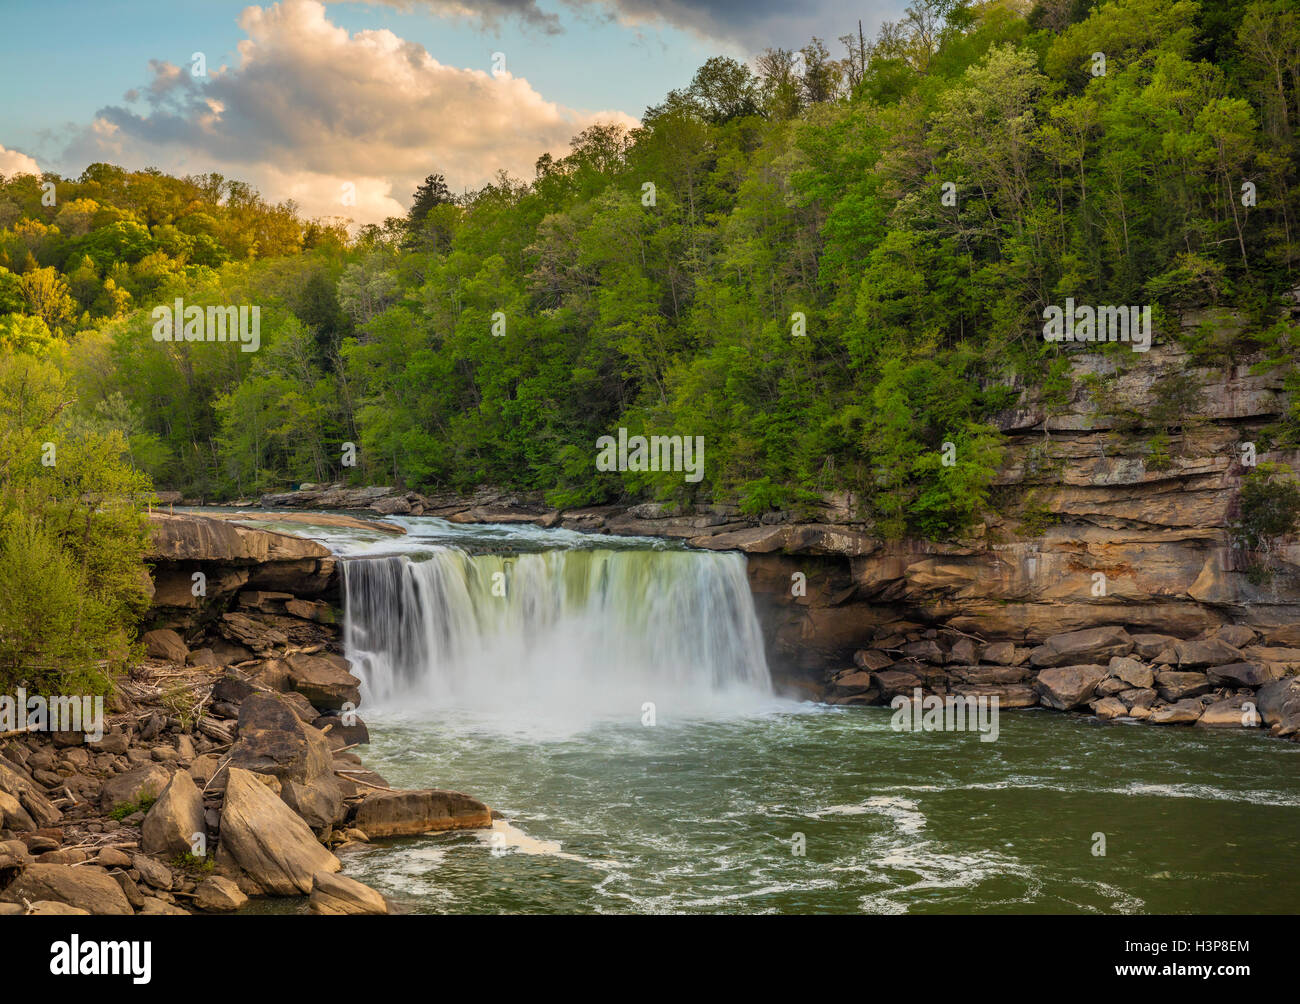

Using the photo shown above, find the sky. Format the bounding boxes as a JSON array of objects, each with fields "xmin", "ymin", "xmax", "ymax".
[{"xmin": 0, "ymin": 0, "xmax": 906, "ymax": 224}]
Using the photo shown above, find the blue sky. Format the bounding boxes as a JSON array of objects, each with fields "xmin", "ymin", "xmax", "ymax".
[{"xmin": 0, "ymin": 0, "xmax": 904, "ymax": 221}]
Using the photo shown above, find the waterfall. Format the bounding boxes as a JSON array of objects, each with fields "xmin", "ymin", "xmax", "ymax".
[{"xmin": 341, "ymin": 546, "xmax": 772, "ymax": 725}]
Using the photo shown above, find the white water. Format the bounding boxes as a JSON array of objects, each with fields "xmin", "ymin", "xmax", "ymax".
[{"xmin": 340, "ymin": 543, "xmax": 774, "ymax": 734}]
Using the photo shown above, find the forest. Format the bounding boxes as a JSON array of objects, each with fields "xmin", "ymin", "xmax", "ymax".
[{"xmin": 2, "ymin": 0, "xmax": 1300, "ymax": 681}]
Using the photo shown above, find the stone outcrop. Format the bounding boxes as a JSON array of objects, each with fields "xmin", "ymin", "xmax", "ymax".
[
  {"xmin": 308, "ymin": 871, "xmax": 388, "ymax": 915},
  {"xmin": 141, "ymin": 769, "xmax": 206, "ymax": 858},
  {"xmin": 1036, "ymin": 665, "xmax": 1108, "ymax": 710},
  {"xmin": 217, "ymin": 768, "xmax": 341, "ymax": 896},
  {"xmin": 0, "ymin": 863, "xmax": 133, "ymax": 915},
  {"xmin": 351, "ymin": 789, "xmax": 493, "ymax": 838},
  {"xmin": 227, "ymin": 693, "xmax": 344, "ymax": 831},
  {"xmin": 194, "ymin": 875, "xmax": 248, "ymax": 912},
  {"xmin": 99, "ymin": 763, "xmax": 173, "ymax": 813},
  {"xmin": 145, "ymin": 512, "xmax": 336, "ymax": 632}
]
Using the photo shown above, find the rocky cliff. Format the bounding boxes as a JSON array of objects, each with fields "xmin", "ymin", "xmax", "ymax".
[{"xmin": 249, "ymin": 314, "xmax": 1300, "ymax": 683}]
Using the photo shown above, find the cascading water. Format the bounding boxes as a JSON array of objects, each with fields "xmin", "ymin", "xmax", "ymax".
[{"xmin": 341, "ymin": 546, "xmax": 773, "ymax": 729}]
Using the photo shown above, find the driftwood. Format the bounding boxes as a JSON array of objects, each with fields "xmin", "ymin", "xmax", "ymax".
[
  {"xmin": 196, "ymin": 716, "xmax": 233, "ymax": 744},
  {"xmin": 333, "ymin": 769, "xmax": 394, "ymax": 792}
]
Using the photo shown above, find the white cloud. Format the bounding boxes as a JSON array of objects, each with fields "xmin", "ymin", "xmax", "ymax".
[
  {"xmin": 0, "ymin": 144, "xmax": 41, "ymax": 178},
  {"xmin": 64, "ymin": 0, "xmax": 638, "ymax": 224}
]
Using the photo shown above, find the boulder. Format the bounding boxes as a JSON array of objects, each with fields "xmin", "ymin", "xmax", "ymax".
[
  {"xmin": 1213, "ymin": 624, "xmax": 1258, "ymax": 649},
  {"xmin": 141, "ymin": 770, "xmax": 206, "ymax": 858},
  {"xmin": 280, "ymin": 777, "xmax": 345, "ymax": 832},
  {"xmin": 1130, "ymin": 634, "xmax": 1179, "ymax": 660},
  {"xmin": 1160, "ymin": 638, "xmax": 1245, "ymax": 669},
  {"xmin": 217, "ymin": 768, "xmax": 340, "ymax": 896},
  {"xmin": 1197, "ymin": 696, "xmax": 1260, "ymax": 728},
  {"xmin": 0, "ymin": 762, "xmax": 62, "ymax": 827},
  {"xmin": 285, "ymin": 599, "xmax": 336, "ymax": 624},
  {"xmin": 951, "ymin": 683, "xmax": 1039, "ymax": 708},
  {"xmin": 1119, "ymin": 687, "xmax": 1158, "ymax": 710},
  {"xmin": 308, "ymin": 871, "xmax": 388, "ymax": 915},
  {"xmin": 352, "ymin": 789, "xmax": 492, "ymax": 838},
  {"xmin": 95, "ymin": 847, "xmax": 132, "ymax": 869},
  {"xmin": 219, "ymin": 612, "xmax": 287, "ymax": 654},
  {"xmin": 26, "ymin": 901, "xmax": 90, "ymax": 915},
  {"xmin": 954, "ymin": 665, "xmax": 1029, "ymax": 684},
  {"xmin": 902, "ymin": 640, "xmax": 945, "ymax": 664},
  {"xmin": 1034, "ymin": 665, "xmax": 1107, "ymax": 710},
  {"xmin": 0, "ymin": 864, "xmax": 132, "ymax": 915},
  {"xmin": 0, "ymin": 839, "xmax": 33, "ymax": 873},
  {"xmin": 99, "ymin": 763, "xmax": 173, "ymax": 813},
  {"xmin": 143, "ymin": 628, "xmax": 189, "ymax": 663},
  {"xmin": 830, "ymin": 670, "xmax": 875, "ymax": 693},
  {"xmin": 194, "ymin": 875, "xmax": 248, "ymax": 913},
  {"xmin": 140, "ymin": 897, "xmax": 189, "ymax": 915},
  {"xmin": 949, "ymin": 637, "xmax": 978, "ymax": 665},
  {"xmin": 1149, "ymin": 699, "xmax": 1204, "ymax": 725},
  {"xmin": 1154, "ymin": 672, "xmax": 1213, "ymax": 702},
  {"xmin": 132, "ymin": 854, "xmax": 174, "ymax": 891},
  {"xmin": 872, "ymin": 669, "xmax": 923, "ymax": 698},
  {"xmin": 981, "ymin": 641, "xmax": 1017, "ymax": 665},
  {"xmin": 230, "ymin": 693, "xmax": 333, "ymax": 785},
  {"xmin": 0, "ymin": 789, "xmax": 36, "ymax": 831},
  {"xmin": 853, "ymin": 649, "xmax": 893, "ymax": 671},
  {"xmin": 1244, "ymin": 646, "xmax": 1300, "ymax": 670},
  {"xmin": 1207, "ymin": 662, "xmax": 1286, "ymax": 688},
  {"xmin": 312, "ymin": 714, "xmax": 370, "ymax": 749},
  {"xmin": 284, "ymin": 653, "xmax": 361, "ymax": 710},
  {"xmin": 1091, "ymin": 696, "xmax": 1129, "ymax": 720},
  {"xmin": 1029, "ymin": 627, "xmax": 1132, "ymax": 668},
  {"xmin": 1107, "ymin": 656, "xmax": 1154, "ymax": 689},
  {"xmin": 1255, "ymin": 678, "xmax": 1300, "ymax": 727}
]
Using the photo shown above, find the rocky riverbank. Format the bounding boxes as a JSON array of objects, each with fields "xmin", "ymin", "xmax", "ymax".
[
  {"xmin": 0, "ymin": 512, "xmax": 494, "ymax": 916},
  {"xmin": 820, "ymin": 621, "xmax": 1300, "ymax": 736}
]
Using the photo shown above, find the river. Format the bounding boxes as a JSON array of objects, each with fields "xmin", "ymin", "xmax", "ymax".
[{"xmin": 240, "ymin": 512, "xmax": 1300, "ymax": 914}]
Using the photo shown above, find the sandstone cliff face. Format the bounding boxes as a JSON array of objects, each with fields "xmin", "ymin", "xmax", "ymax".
[
  {"xmin": 145, "ymin": 512, "xmax": 337, "ymax": 631},
  {"xmin": 736, "ymin": 315, "xmax": 1300, "ymax": 679}
]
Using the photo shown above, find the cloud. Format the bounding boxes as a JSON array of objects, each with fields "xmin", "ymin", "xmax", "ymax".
[
  {"xmin": 588, "ymin": 0, "xmax": 903, "ymax": 50},
  {"xmin": 356, "ymin": 0, "xmax": 563, "ymax": 34},
  {"xmin": 346, "ymin": 0, "xmax": 902, "ymax": 51},
  {"xmin": 63, "ymin": 0, "xmax": 637, "ymax": 224},
  {"xmin": 0, "ymin": 144, "xmax": 41, "ymax": 178}
]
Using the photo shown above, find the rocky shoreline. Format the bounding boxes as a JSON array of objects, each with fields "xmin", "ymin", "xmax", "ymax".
[
  {"xmin": 820, "ymin": 622, "xmax": 1300, "ymax": 737},
  {"xmin": 0, "ymin": 512, "xmax": 494, "ymax": 916}
]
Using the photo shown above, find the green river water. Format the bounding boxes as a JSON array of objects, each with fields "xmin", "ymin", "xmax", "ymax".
[{"xmin": 235, "ymin": 512, "xmax": 1300, "ymax": 915}]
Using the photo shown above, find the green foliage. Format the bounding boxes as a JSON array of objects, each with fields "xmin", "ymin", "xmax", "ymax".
[
  {"xmin": 1235, "ymin": 462, "xmax": 1300, "ymax": 547},
  {"xmin": 108, "ymin": 795, "xmax": 156, "ymax": 821},
  {"xmin": 171, "ymin": 851, "xmax": 215, "ymax": 874},
  {"xmin": 0, "ymin": 352, "xmax": 151, "ymax": 695},
  {"xmin": 5, "ymin": 0, "xmax": 1298, "ymax": 547}
]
